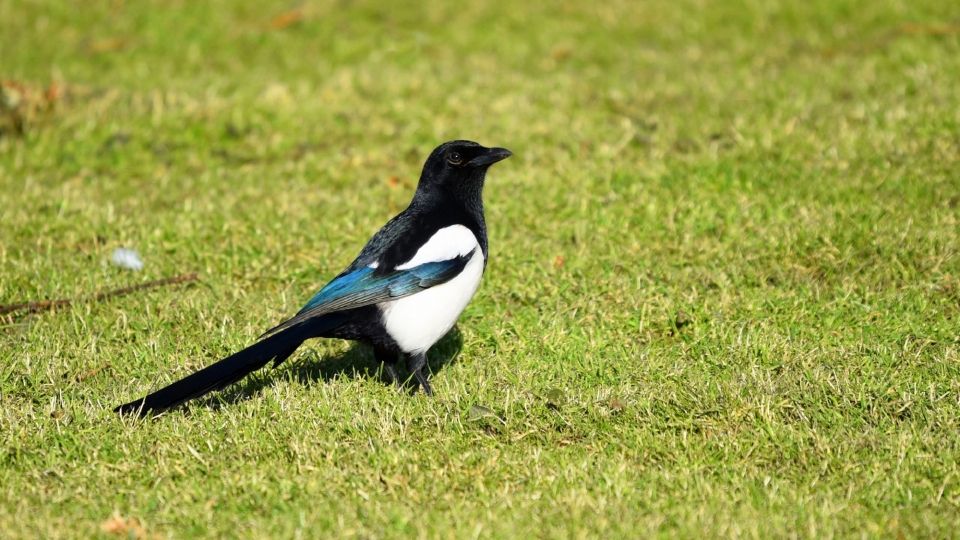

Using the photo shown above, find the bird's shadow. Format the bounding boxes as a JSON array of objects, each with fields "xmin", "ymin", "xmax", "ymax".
[{"xmin": 194, "ymin": 326, "xmax": 465, "ymax": 412}]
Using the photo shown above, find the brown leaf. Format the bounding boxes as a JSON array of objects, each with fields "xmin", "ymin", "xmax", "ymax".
[
  {"xmin": 553, "ymin": 255, "xmax": 566, "ymax": 269},
  {"xmin": 550, "ymin": 46, "xmax": 572, "ymax": 61},
  {"xmin": 101, "ymin": 513, "xmax": 145, "ymax": 538},
  {"xmin": 45, "ymin": 82, "xmax": 64, "ymax": 104},
  {"xmin": 898, "ymin": 22, "xmax": 960, "ymax": 36},
  {"xmin": 270, "ymin": 9, "xmax": 304, "ymax": 29},
  {"xmin": 86, "ymin": 37, "xmax": 131, "ymax": 55}
]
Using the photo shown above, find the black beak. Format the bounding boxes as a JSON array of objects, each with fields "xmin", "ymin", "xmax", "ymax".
[{"xmin": 468, "ymin": 147, "xmax": 513, "ymax": 167}]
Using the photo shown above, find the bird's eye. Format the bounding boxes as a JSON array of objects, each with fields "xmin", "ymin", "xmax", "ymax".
[{"xmin": 447, "ymin": 152, "xmax": 463, "ymax": 165}]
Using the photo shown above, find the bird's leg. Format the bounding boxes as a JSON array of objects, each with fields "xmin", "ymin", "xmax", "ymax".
[
  {"xmin": 404, "ymin": 352, "xmax": 433, "ymax": 396},
  {"xmin": 374, "ymin": 347, "xmax": 401, "ymax": 389}
]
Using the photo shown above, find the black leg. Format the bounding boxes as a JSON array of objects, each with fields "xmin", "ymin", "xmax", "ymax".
[
  {"xmin": 374, "ymin": 347, "xmax": 400, "ymax": 388},
  {"xmin": 404, "ymin": 352, "xmax": 433, "ymax": 396},
  {"xmin": 414, "ymin": 370, "xmax": 433, "ymax": 397}
]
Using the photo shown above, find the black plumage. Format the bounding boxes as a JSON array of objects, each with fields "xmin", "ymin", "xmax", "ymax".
[{"xmin": 115, "ymin": 140, "xmax": 511, "ymax": 416}]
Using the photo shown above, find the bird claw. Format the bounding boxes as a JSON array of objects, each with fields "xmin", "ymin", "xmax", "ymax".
[{"xmin": 414, "ymin": 370, "xmax": 433, "ymax": 397}]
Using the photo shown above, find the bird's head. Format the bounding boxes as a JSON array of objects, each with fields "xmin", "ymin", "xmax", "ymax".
[{"xmin": 417, "ymin": 140, "xmax": 512, "ymax": 199}]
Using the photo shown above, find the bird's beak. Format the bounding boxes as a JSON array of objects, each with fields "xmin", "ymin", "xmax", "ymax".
[{"xmin": 468, "ymin": 147, "xmax": 513, "ymax": 167}]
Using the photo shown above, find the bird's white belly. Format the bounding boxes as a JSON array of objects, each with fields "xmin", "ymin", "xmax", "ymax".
[{"xmin": 380, "ymin": 249, "xmax": 484, "ymax": 354}]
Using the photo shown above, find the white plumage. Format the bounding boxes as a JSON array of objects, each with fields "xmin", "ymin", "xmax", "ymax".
[
  {"xmin": 395, "ymin": 225, "xmax": 479, "ymax": 270},
  {"xmin": 379, "ymin": 225, "xmax": 485, "ymax": 353}
]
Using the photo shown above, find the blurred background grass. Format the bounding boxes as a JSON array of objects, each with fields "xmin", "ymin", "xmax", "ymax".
[{"xmin": 2, "ymin": 0, "xmax": 959, "ymax": 538}]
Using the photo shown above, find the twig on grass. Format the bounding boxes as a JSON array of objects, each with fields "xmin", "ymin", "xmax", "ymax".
[
  {"xmin": 0, "ymin": 272, "xmax": 199, "ymax": 316},
  {"xmin": 820, "ymin": 22, "xmax": 960, "ymax": 58},
  {"xmin": 72, "ymin": 362, "xmax": 112, "ymax": 382}
]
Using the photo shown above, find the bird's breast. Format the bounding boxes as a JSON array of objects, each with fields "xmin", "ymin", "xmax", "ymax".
[{"xmin": 379, "ymin": 235, "xmax": 485, "ymax": 354}]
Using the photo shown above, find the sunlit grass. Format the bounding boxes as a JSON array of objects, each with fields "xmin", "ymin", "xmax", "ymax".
[{"xmin": 2, "ymin": 0, "xmax": 959, "ymax": 538}]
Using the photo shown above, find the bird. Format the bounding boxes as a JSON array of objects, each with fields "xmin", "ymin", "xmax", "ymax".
[{"xmin": 115, "ymin": 140, "xmax": 512, "ymax": 416}]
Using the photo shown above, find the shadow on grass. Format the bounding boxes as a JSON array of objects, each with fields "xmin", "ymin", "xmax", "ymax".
[{"xmin": 192, "ymin": 326, "xmax": 465, "ymax": 412}]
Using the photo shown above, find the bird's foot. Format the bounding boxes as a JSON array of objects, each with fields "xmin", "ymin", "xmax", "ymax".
[
  {"xmin": 414, "ymin": 369, "xmax": 433, "ymax": 397},
  {"xmin": 383, "ymin": 363, "xmax": 401, "ymax": 388}
]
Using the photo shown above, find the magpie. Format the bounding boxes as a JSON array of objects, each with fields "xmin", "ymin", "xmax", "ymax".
[{"xmin": 115, "ymin": 140, "xmax": 512, "ymax": 416}]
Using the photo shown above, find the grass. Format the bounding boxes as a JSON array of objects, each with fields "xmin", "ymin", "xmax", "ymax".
[{"xmin": 2, "ymin": 0, "xmax": 960, "ymax": 537}]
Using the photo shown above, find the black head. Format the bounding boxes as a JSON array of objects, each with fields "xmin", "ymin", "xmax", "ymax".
[{"xmin": 416, "ymin": 140, "xmax": 512, "ymax": 200}]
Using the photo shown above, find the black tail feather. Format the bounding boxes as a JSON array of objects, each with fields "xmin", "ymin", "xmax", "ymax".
[{"xmin": 115, "ymin": 314, "xmax": 346, "ymax": 416}]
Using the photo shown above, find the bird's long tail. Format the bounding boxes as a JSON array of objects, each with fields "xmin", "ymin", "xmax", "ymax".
[{"xmin": 114, "ymin": 314, "xmax": 347, "ymax": 416}]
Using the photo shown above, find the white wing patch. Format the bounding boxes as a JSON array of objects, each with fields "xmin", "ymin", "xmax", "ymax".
[
  {"xmin": 377, "ymin": 225, "xmax": 484, "ymax": 354},
  {"xmin": 396, "ymin": 225, "xmax": 479, "ymax": 270},
  {"xmin": 380, "ymin": 248, "xmax": 485, "ymax": 354}
]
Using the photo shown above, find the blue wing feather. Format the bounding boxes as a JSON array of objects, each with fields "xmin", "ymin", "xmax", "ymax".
[
  {"xmin": 300, "ymin": 266, "xmax": 378, "ymax": 312},
  {"xmin": 261, "ymin": 249, "xmax": 474, "ymax": 337},
  {"xmin": 301, "ymin": 257, "xmax": 467, "ymax": 312}
]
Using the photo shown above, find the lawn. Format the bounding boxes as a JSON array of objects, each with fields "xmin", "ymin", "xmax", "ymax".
[{"xmin": 2, "ymin": 0, "xmax": 959, "ymax": 537}]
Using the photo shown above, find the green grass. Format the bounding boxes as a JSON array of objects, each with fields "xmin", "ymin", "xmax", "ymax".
[{"xmin": 2, "ymin": 0, "xmax": 960, "ymax": 537}]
